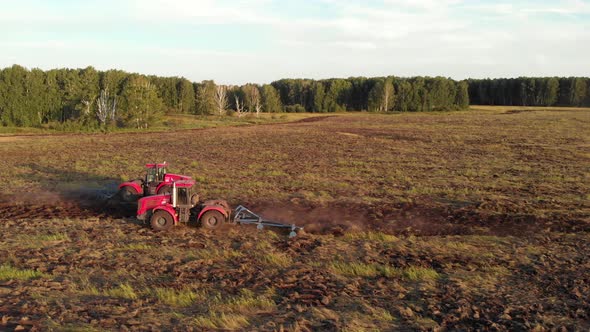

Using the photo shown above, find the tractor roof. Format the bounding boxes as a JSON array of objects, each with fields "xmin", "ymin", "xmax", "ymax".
[
  {"xmin": 174, "ymin": 180, "xmax": 195, "ymax": 188},
  {"xmin": 146, "ymin": 162, "xmax": 168, "ymax": 168}
]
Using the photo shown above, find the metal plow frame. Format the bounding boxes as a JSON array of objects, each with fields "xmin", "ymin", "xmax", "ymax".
[{"xmin": 233, "ymin": 205, "xmax": 303, "ymax": 238}]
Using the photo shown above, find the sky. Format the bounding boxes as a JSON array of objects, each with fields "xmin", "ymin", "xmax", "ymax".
[{"xmin": 0, "ymin": 0, "xmax": 588, "ymax": 84}]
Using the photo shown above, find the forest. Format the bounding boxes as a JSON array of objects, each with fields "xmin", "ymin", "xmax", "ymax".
[
  {"xmin": 0, "ymin": 65, "xmax": 467, "ymax": 130},
  {"xmin": 0, "ymin": 64, "xmax": 587, "ymax": 130},
  {"xmin": 469, "ymin": 77, "xmax": 590, "ymax": 107}
]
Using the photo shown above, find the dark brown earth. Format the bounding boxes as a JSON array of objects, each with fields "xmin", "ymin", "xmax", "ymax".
[{"xmin": 0, "ymin": 110, "xmax": 589, "ymax": 331}]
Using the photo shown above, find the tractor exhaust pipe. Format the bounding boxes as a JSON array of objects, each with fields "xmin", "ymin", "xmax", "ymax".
[{"xmin": 172, "ymin": 181, "xmax": 177, "ymax": 207}]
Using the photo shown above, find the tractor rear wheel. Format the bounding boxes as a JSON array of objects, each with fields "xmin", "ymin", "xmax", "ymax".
[
  {"xmin": 151, "ymin": 210, "xmax": 174, "ymax": 231},
  {"xmin": 199, "ymin": 210, "xmax": 225, "ymax": 229},
  {"xmin": 121, "ymin": 186, "xmax": 138, "ymax": 202}
]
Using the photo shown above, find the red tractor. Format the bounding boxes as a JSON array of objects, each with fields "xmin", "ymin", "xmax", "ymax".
[
  {"xmin": 137, "ymin": 180, "xmax": 303, "ymax": 236},
  {"xmin": 137, "ymin": 179, "xmax": 231, "ymax": 231},
  {"xmin": 117, "ymin": 162, "xmax": 191, "ymax": 202}
]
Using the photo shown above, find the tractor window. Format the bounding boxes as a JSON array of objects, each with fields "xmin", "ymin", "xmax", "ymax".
[
  {"xmin": 157, "ymin": 167, "xmax": 167, "ymax": 181},
  {"xmin": 177, "ymin": 188, "xmax": 188, "ymax": 205},
  {"xmin": 146, "ymin": 168, "xmax": 156, "ymax": 183}
]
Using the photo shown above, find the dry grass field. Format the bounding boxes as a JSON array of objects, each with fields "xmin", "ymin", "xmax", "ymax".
[{"xmin": 0, "ymin": 107, "xmax": 589, "ymax": 331}]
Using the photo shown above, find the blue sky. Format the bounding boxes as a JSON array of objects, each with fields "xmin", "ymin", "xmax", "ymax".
[{"xmin": 0, "ymin": 0, "xmax": 588, "ymax": 84}]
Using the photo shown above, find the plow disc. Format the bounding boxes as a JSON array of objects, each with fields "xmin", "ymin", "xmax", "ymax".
[{"xmin": 233, "ymin": 205, "xmax": 304, "ymax": 238}]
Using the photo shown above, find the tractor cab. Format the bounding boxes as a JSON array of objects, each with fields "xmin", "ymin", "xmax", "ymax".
[
  {"xmin": 145, "ymin": 162, "xmax": 168, "ymax": 184},
  {"xmin": 145, "ymin": 162, "xmax": 192, "ymax": 196},
  {"xmin": 170, "ymin": 180, "xmax": 200, "ymax": 209},
  {"xmin": 117, "ymin": 162, "xmax": 193, "ymax": 202},
  {"xmin": 117, "ymin": 162, "xmax": 192, "ymax": 202},
  {"xmin": 144, "ymin": 162, "xmax": 169, "ymax": 195}
]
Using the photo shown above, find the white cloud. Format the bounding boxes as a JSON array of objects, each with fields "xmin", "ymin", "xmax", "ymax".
[
  {"xmin": 0, "ymin": 0, "xmax": 588, "ymax": 83},
  {"xmin": 128, "ymin": 0, "xmax": 278, "ymax": 24}
]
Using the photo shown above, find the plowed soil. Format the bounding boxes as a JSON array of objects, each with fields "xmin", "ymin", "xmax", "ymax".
[{"xmin": 0, "ymin": 109, "xmax": 589, "ymax": 331}]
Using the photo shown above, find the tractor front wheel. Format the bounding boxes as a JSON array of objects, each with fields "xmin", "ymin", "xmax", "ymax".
[
  {"xmin": 120, "ymin": 186, "xmax": 138, "ymax": 202},
  {"xmin": 151, "ymin": 211, "xmax": 174, "ymax": 231},
  {"xmin": 199, "ymin": 210, "xmax": 225, "ymax": 229}
]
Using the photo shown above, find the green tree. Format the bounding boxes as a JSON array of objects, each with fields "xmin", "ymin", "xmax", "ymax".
[
  {"xmin": 242, "ymin": 84, "xmax": 262, "ymax": 114},
  {"xmin": 26, "ymin": 68, "xmax": 48, "ymax": 126},
  {"xmin": 0, "ymin": 65, "xmax": 28, "ymax": 126},
  {"xmin": 408, "ymin": 78, "xmax": 430, "ymax": 112},
  {"xmin": 121, "ymin": 75, "xmax": 164, "ymax": 128},
  {"xmin": 395, "ymin": 80, "xmax": 412, "ymax": 112},
  {"xmin": 348, "ymin": 77, "xmax": 370, "ymax": 111},
  {"xmin": 455, "ymin": 81, "xmax": 469, "ymax": 109},
  {"xmin": 571, "ymin": 78, "xmax": 587, "ymax": 106},
  {"xmin": 151, "ymin": 77, "xmax": 178, "ymax": 112},
  {"xmin": 543, "ymin": 77, "xmax": 559, "ymax": 106},
  {"xmin": 57, "ymin": 69, "xmax": 83, "ymax": 121},
  {"xmin": 43, "ymin": 69, "xmax": 64, "ymax": 123},
  {"xmin": 428, "ymin": 77, "xmax": 455, "ymax": 111},
  {"xmin": 323, "ymin": 79, "xmax": 351, "ymax": 112},
  {"xmin": 77, "ymin": 66, "xmax": 100, "ymax": 122},
  {"xmin": 368, "ymin": 78, "xmax": 395, "ymax": 112},
  {"xmin": 312, "ymin": 82, "xmax": 325, "ymax": 113},
  {"xmin": 261, "ymin": 84, "xmax": 282, "ymax": 113},
  {"xmin": 195, "ymin": 80, "xmax": 216, "ymax": 115},
  {"xmin": 100, "ymin": 69, "xmax": 127, "ymax": 97},
  {"xmin": 177, "ymin": 78, "xmax": 195, "ymax": 113}
]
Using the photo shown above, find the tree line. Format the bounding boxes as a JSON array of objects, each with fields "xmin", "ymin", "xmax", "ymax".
[
  {"xmin": 469, "ymin": 77, "xmax": 590, "ymax": 107},
  {"xmin": 271, "ymin": 76, "xmax": 469, "ymax": 113},
  {"xmin": 9, "ymin": 65, "xmax": 587, "ymax": 130},
  {"xmin": 0, "ymin": 65, "xmax": 471, "ymax": 129}
]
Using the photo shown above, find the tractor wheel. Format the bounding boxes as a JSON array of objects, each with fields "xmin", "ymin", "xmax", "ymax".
[
  {"xmin": 158, "ymin": 186, "xmax": 172, "ymax": 195},
  {"xmin": 120, "ymin": 186, "xmax": 138, "ymax": 202},
  {"xmin": 151, "ymin": 210, "xmax": 174, "ymax": 231},
  {"xmin": 199, "ymin": 210, "xmax": 225, "ymax": 229}
]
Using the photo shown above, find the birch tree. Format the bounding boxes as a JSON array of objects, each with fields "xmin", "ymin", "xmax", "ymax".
[
  {"xmin": 234, "ymin": 95, "xmax": 247, "ymax": 118},
  {"xmin": 96, "ymin": 88, "xmax": 117, "ymax": 126},
  {"xmin": 243, "ymin": 84, "xmax": 261, "ymax": 117},
  {"xmin": 368, "ymin": 78, "xmax": 395, "ymax": 112},
  {"xmin": 214, "ymin": 85, "xmax": 228, "ymax": 115}
]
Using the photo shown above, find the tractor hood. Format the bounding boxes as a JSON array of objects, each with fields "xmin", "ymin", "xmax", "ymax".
[
  {"xmin": 137, "ymin": 194, "xmax": 170, "ymax": 218},
  {"xmin": 163, "ymin": 173, "xmax": 192, "ymax": 183}
]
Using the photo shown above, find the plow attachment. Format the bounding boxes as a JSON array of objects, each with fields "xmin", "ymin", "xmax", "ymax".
[{"xmin": 233, "ymin": 205, "xmax": 304, "ymax": 238}]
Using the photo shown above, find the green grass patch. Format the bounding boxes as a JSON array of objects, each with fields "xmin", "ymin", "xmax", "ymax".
[
  {"xmin": 151, "ymin": 287, "xmax": 204, "ymax": 307},
  {"xmin": 214, "ymin": 289, "xmax": 276, "ymax": 314},
  {"xmin": 329, "ymin": 262, "xmax": 397, "ymax": 278},
  {"xmin": 37, "ymin": 233, "xmax": 70, "ymax": 242},
  {"xmin": 330, "ymin": 262, "xmax": 440, "ymax": 281},
  {"xmin": 259, "ymin": 252, "xmax": 292, "ymax": 268},
  {"xmin": 118, "ymin": 243, "xmax": 154, "ymax": 251},
  {"xmin": 14, "ymin": 233, "xmax": 71, "ymax": 248},
  {"xmin": 0, "ymin": 265, "xmax": 46, "ymax": 280},
  {"xmin": 193, "ymin": 312, "xmax": 250, "ymax": 330},
  {"xmin": 44, "ymin": 319, "xmax": 100, "ymax": 332},
  {"xmin": 343, "ymin": 231, "xmax": 399, "ymax": 243},
  {"xmin": 104, "ymin": 283, "xmax": 138, "ymax": 300},
  {"xmin": 370, "ymin": 307, "xmax": 396, "ymax": 322},
  {"xmin": 402, "ymin": 266, "xmax": 440, "ymax": 281}
]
